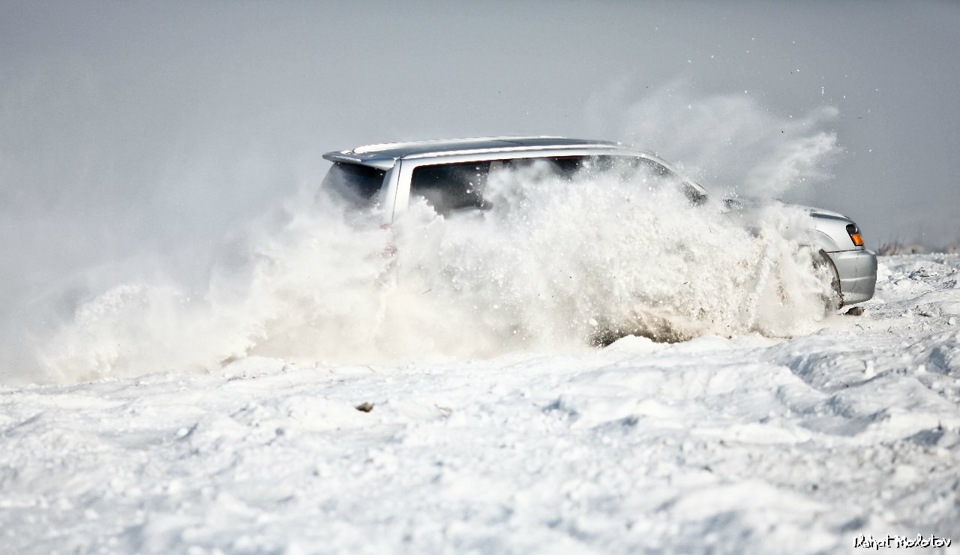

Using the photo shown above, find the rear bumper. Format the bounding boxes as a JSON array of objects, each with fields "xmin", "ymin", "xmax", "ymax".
[{"xmin": 825, "ymin": 248, "xmax": 877, "ymax": 305}]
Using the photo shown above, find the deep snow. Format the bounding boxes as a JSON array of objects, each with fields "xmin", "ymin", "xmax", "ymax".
[{"xmin": 1, "ymin": 253, "xmax": 958, "ymax": 554}]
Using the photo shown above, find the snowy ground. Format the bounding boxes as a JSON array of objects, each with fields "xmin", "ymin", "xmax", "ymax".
[{"xmin": 1, "ymin": 253, "xmax": 959, "ymax": 554}]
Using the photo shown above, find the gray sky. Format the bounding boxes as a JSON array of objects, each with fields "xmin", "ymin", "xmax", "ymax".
[{"xmin": 2, "ymin": 0, "xmax": 959, "ymax": 316}]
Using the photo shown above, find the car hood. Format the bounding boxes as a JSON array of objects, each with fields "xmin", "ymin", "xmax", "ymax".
[{"xmin": 726, "ymin": 197, "xmax": 850, "ymax": 220}]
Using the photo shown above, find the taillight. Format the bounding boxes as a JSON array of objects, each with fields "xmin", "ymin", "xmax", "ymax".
[{"xmin": 846, "ymin": 223, "xmax": 864, "ymax": 247}]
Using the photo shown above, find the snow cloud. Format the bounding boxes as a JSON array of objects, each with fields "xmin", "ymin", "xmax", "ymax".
[
  {"xmin": 24, "ymin": 166, "xmax": 834, "ymax": 384},
  {"xmin": 586, "ymin": 81, "xmax": 842, "ymax": 199}
]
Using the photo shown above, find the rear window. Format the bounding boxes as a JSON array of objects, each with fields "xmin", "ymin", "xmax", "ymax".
[{"xmin": 321, "ymin": 162, "xmax": 386, "ymax": 206}]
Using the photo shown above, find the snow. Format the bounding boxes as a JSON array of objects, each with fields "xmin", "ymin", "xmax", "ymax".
[
  {"xmin": 25, "ymin": 169, "xmax": 840, "ymax": 384},
  {"xmin": 2, "ymin": 253, "xmax": 959, "ymax": 554}
]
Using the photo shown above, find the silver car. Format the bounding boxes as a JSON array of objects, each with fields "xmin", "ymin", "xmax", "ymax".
[{"xmin": 322, "ymin": 136, "xmax": 877, "ymax": 307}]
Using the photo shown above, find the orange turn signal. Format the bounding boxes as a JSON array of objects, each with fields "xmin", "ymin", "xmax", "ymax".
[{"xmin": 846, "ymin": 223, "xmax": 864, "ymax": 247}]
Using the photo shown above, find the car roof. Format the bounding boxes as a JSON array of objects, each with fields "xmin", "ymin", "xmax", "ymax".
[{"xmin": 323, "ymin": 136, "xmax": 641, "ymax": 170}]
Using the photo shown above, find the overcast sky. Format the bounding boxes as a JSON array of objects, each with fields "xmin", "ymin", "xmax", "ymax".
[{"xmin": 2, "ymin": 1, "xmax": 959, "ymax": 316}]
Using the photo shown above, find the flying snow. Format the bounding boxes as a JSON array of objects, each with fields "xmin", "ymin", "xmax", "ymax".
[{"xmin": 24, "ymin": 162, "xmax": 835, "ymax": 384}]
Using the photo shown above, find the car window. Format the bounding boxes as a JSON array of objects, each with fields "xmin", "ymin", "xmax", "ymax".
[
  {"xmin": 587, "ymin": 155, "xmax": 706, "ymax": 204},
  {"xmin": 408, "ymin": 154, "xmax": 705, "ymax": 216},
  {"xmin": 502, "ymin": 155, "xmax": 673, "ymax": 182},
  {"xmin": 501, "ymin": 156, "xmax": 586, "ymax": 179},
  {"xmin": 321, "ymin": 162, "xmax": 386, "ymax": 206},
  {"xmin": 410, "ymin": 162, "xmax": 491, "ymax": 216},
  {"xmin": 585, "ymin": 155, "xmax": 671, "ymax": 178}
]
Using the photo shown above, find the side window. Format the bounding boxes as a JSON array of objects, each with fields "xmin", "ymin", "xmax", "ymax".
[
  {"xmin": 635, "ymin": 157, "xmax": 674, "ymax": 178},
  {"xmin": 502, "ymin": 156, "xmax": 589, "ymax": 179},
  {"xmin": 410, "ymin": 162, "xmax": 491, "ymax": 216},
  {"xmin": 589, "ymin": 155, "xmax": 673, "ymax": 179},
  {"xmin": 591, "ymin": 155, "xmax": 705, "ymax": 204},
  {"xmin": 549, "ymin": 156, "xmax": 587, "ymax": 178}
]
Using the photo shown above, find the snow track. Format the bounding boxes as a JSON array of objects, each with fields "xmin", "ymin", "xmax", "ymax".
[{"xmin": 1, "ymin": 254, "xmax": 959, "ymax": 554}]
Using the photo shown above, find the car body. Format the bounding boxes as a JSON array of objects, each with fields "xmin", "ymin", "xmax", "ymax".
[{"xmin": 322, "ymin": 136, "xmax": 877, "ymax": 307}]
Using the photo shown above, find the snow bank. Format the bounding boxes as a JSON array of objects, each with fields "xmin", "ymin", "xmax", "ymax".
[{"xmin": 1, "ymin": 254, "xmax": 958, "ymax": 553}]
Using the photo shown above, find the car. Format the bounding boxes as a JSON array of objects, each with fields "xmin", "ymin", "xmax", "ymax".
[{"xmin": 321, "ymin": 136, "xmax": 877, "ymax": 308}]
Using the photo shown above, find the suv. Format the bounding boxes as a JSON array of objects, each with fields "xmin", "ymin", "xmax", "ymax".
[{"xmin": 321, "ymin": 136, "xmax": 877, "ymax": 307}]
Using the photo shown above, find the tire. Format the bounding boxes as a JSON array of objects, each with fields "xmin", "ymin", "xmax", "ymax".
[{"xmin": 814, "ymin": 249, "xmax": 843, "ymax": 310}]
